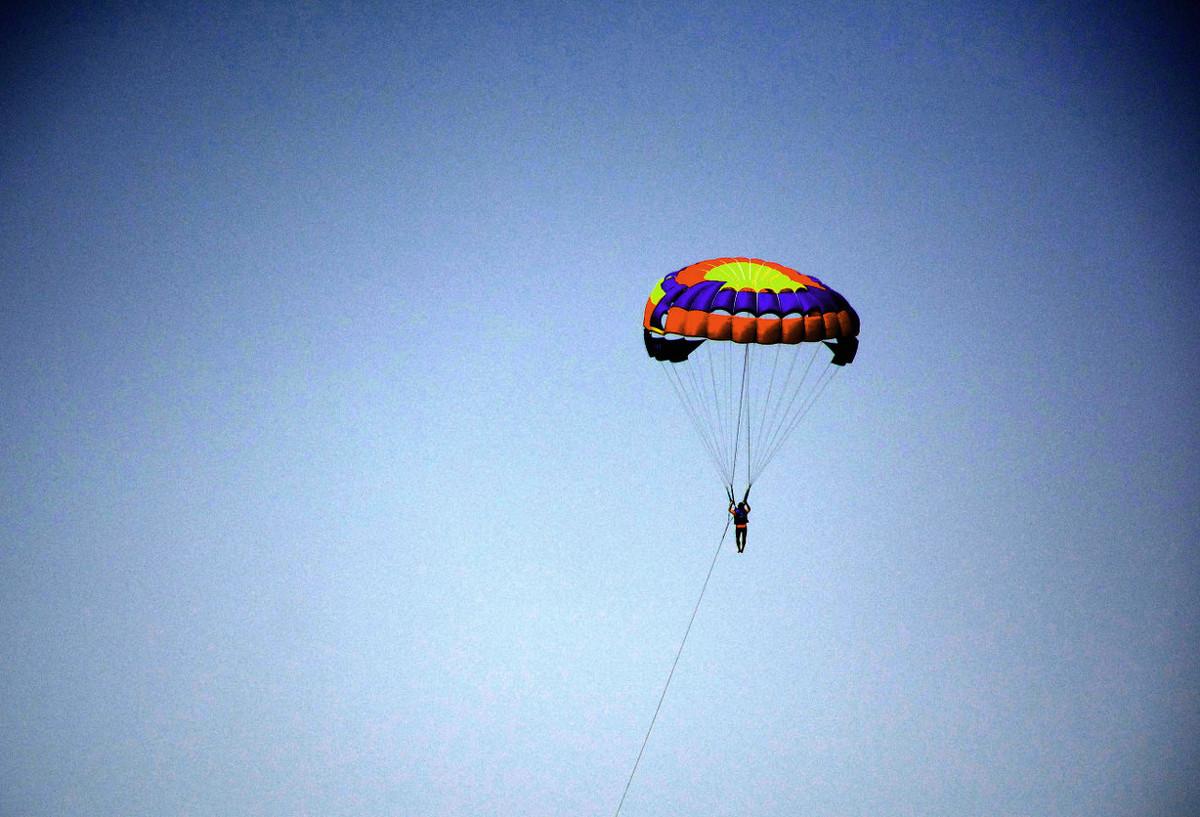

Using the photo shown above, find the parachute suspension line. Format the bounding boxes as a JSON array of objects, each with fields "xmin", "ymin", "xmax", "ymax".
[
  {"xmin": 658, "ymin": 362, "xmax": 729, "ymax": 485},
  {"xmin": 729, "ymin": 343, "xmax": 751, "ymax": 492},
  {"xmin": 660, "ymin": 362, "xmax": 722, "ymax": 480},
  {"xmin": 750, "ymin": 344, "xmax": 821, "ymax": 480},
  {"xmin": 681, "ymin": 359, "xmax": 735, "ymax": 486},
  {"xmin": 720, "ymin": 338, "xmax": 729, "ymax": 484},
  {"xmin": 752, "ymin": 343, "xmax": 783, "ymax": 473},
  {"xmin": 705, "ymin": 343, "xmax": 732, "ymax": 477},
  {"xmin": 744, "ymin": 343, "xmax": 792, "ymax": 482},
  {"xmin": 751, "ymin": 359, "xmax": 825, "ymax": 485},
  {"xmin": 684, "ymin": 349, "xmax": 729, "ymax": 479},
  {"xmin": 729, "ymin": 344, "xmax": 738, "ymax": 487},
  {"xmin": 739, "ymin": 340, "xmax": 748, "ymax": 494},
  {"xmin": 753, "ymin": 363, "xmax": 834, "ymax": 482},
  {"xmin": 751, "ymin": 342, "xmax": 797, "ymax": 481},
  {"xmin": 612, "ymin": 516, "xmax": 733, "ymax": 817},
  {"xmin": 778, "ymin": 363, "xmax": 838, "ymax": 459},
  {"xmin": 752, "ymin": 362, "xmax": 841, "ymax": 484},
  {"xmin": 661, "ymin": 363, "xmax": 722, "ymax": 483}
]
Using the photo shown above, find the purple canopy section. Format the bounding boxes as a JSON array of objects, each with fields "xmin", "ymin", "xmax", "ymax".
[{"xmin": 647, "ymin": 269, "xmax": 851, "ymax": 330}]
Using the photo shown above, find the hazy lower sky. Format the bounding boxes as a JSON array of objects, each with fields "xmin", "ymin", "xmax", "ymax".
[{"xmin": 2, "ymin": 3, "xmax": 1197, "ymax": 816}]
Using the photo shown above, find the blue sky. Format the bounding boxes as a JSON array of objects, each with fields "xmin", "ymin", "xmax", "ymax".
[{"xmin": 2, "ymin": 2, "xmax": 1197, "ymax": 815}]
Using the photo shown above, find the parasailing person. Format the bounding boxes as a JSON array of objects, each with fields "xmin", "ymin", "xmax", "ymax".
[{"xmin": 728, "ymin": 498, "xmax": 751, "ymax": 553}]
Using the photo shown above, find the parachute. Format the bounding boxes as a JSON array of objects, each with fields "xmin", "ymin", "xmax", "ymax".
[{"xmin": 643, "ymin": 257, "xmax": 859, "ymax": 498}]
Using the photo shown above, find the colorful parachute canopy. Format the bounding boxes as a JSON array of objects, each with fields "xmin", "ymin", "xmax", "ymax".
[
  {"xmin": 643, "ymin": 258, "xmax": 860, "ymax": 491},
  {"xmin": 643, "ymin": 257, "xmax": 859, "ymax": 364}
]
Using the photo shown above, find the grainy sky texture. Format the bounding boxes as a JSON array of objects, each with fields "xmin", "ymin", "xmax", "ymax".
[{"xmin": 2, "ymin": 3, "xmax": 1197, "ymax": 816}]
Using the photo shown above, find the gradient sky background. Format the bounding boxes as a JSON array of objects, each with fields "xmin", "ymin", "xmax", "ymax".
[{"xmin": 2, "ymin": 3, "xmax": 1197, "ymax": 816}]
